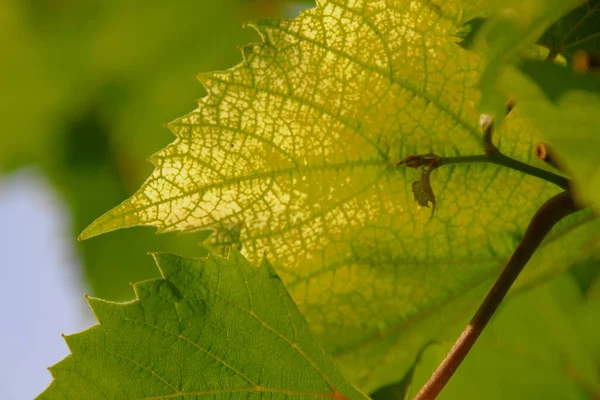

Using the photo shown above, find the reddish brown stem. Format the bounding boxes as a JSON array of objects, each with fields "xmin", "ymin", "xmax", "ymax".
[{"xmin": 413, "ymin": 191, "xmax": 578, "ymax": 400}]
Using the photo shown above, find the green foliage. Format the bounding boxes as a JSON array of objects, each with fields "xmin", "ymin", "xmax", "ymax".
[
  {"xmin": 411, "ymin": 265, "xmax": 600, "ymax": 399},
  {"xmin": 7, "ymin": 0, "xmax": 597, "ymax": 398},
  {"xmin": 508, "ymin": 60, "xmax": 600, "ymax": 212},
  {"xmin": 539, "ymin": 0, "xmax": 600, "ymax": 57},
  {"xmin": 471, "ymin": 0, "xmax": 582, "ymax": 117},
  {"xmin": 468, "ymin": 0, "xmax": 600, "ymax": 210},
  {"xmin": 464, "ymin": 0, "xmax": 600, "ymax": 212},
  {"xmin": 40, "ymin": 251, "xmax": 366, "ymax": 400},
  {"xmin": 77, "ymin": 0, "xmax": 599, "ymax": 392}
]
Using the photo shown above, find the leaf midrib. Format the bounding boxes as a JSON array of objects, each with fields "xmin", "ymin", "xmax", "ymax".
[{"xmin": 83, "ymin": 159, "xmax": 389, "ymax": 237}]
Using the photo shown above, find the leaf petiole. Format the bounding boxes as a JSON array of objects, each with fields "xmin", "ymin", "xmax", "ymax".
[
  {"xmin": 412, "ymin": 190, "xmax": 580, "ymax": 400},
  {"xmin": 399, "ymin": 97, "xmax": 570, "ymax": 193},
  {"xmin": 398, "ymin": 138, "xmax": 570, "ymax": 192},
  {"xmin": 397, "ymin": 140, "xmax": 569, "ymax": 217},
  {"xmin": 436, "ymin": 153, "xmax": 569, "ymax": 190}
]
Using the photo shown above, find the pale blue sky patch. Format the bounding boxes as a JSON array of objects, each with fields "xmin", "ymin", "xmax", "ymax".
[{"xmin": 0, "ymin": 169, "xmax": 92, "ymax": 399}]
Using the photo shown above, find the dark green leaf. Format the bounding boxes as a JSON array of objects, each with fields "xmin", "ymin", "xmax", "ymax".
[
  {"xmin": 40, "ymin": 252, "xmax": 367, "ymax": 400},
  {"xmin": 539, "ymin": 0, "xmax": 600, "ymax": 58}
]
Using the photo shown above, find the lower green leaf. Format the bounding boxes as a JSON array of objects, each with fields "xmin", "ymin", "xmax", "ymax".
[{"xmin": 39, "ymin": 252, "xmax": 367, "ymax": 400}]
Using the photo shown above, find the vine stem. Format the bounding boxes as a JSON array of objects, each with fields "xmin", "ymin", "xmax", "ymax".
[
  {"xmin": 412, "ymin": 191, "xmax": 579, "ymax": 400},
  {"xmin": 436, "ymin": 153, "xmax": 569, "ymax": 190}
]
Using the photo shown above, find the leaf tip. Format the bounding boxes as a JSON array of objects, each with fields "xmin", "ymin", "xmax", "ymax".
[
  {"xmin": 243, "ymin": 20, "xmax": 267, "ymax": 42},
  {"xmin": 77, "ymin": 229, "xmax": 92, "ymax": 241},
  {"xmin": 260, "ymin": 257, "xmax": 282, "ymax": 281},
  {"xmin": 195, "ymin": 72, "xmax": 213, "ymax": 87},
  {"xmin": 80, "ymin": 199, "xmax": 149, "ymax": 240},
  {"xmin": 79, "ymin": 214, "xmax": 117, "ymax": 241},
  {"xmin": 85, "ymin": 295, "xmax": 126, "ymax": 325},
  {"xmin": 152, "ymin": 252, "xmax": 188, "ymax": 280}
]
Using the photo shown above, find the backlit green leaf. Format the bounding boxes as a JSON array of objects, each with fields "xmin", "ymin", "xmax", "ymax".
[
  {"xmin": 39, "ymin": 252, "xmax": 367, "ymax": 400},
  {"xmin": 79, "ymin": 0, "xmax": 600, "ymax": 391}
]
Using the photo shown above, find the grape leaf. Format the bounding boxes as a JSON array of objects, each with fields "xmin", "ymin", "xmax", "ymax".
[
  {"xmin": 39, "ymin": 251, "xmax": 367, "ymax": 400},
  {"xmin": 506, "ymin": 60, "xmax": 600, "ymax": 212},
  {"xmin": 79, "ymin": 0, "xmax": 600, "ymax": 392},
  {"xmin": 539, "ymin": 0, "xmax": 600, "ymax": 58},
  {"xmin": 472, "ymin": 0, "xmax": 582, "ymax": 117},
  {"xmin": 455, "ymin": 17, "xmax": 487, "ymax": 50}
]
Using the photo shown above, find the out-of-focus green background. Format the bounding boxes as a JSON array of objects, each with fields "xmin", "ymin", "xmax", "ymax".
[{"xmin": 0, "ymin": 1, "xmax": 598, "ymax": 399}]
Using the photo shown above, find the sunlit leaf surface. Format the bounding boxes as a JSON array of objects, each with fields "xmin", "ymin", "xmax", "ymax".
[
  {"xmin": 39, "ymin": 252, "xmax": 367, "ymax": 400},
  {"xmin": 81, "ymin": 0, "xmax": 600, "ymax": 390}
]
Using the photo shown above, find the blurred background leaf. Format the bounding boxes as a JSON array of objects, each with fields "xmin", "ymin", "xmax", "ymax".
[
  {"xmin": 507, "ymin": 60, "xmax": 600, "ymax": 213},
  {"xmin": 405, "ymin": 260, "xmax": 600, "ymax": 400},
  {"xmin": 539, "ymin": 0, "xmax": 600, "ymax": 58}
]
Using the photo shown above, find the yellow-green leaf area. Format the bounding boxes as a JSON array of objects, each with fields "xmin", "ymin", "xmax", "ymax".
[
  {"xmin": 81, "ymin": 0, "xmax": 599, "ymax": 392},
  {"xmin": 81, "ymin": 0, "xmax": 485, "ymax": 240},
  {"xmin": 40, "ymin": 252, "xmax": 367, "ymax": 400}
]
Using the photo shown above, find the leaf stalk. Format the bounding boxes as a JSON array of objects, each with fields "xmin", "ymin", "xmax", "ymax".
[
  {"xmin": 397, "ymin": 148, "xmax": 569, "ymax": 191},
  {"xmin": 411, "ymin": 191, "xmax": 579, "ymax": 400},
  {"xmin": 436, "ymin": 153, "xmax": 569, "ymax": 190}
]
